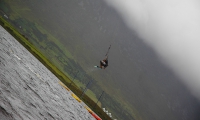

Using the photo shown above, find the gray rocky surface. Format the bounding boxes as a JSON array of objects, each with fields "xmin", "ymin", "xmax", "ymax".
[{"xmin": 0, "ymin": 25, "xmax": 95, "ymax": 120}]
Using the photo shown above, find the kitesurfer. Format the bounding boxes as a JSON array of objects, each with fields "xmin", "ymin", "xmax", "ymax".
[
  {"xmin": 94, "ymin": 45, "xmax": 111, "ymax": 69},
  {"xmin": 98, "ymin": 56, "xmax": 108, "ymax": 69}
]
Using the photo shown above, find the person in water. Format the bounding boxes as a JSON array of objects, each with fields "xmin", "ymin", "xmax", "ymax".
[{"xmin": 97, "ymin": 56, "xmax": 108, "ymax": 69}]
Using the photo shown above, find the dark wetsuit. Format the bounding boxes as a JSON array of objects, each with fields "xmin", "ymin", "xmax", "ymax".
[{"xmin": 100, "ymin": 59, "xmax": 108, "ymax": 68}]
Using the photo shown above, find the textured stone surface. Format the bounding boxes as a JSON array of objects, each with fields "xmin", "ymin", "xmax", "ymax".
[{"xmin": 0, "ymin": 26, "xmax": 95, "ymax": 120}]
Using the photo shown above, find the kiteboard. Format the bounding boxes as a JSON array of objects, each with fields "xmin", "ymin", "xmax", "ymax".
[{"xmin": 94, "ymin": 66, "xmax": 101, "ymax": 69}]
